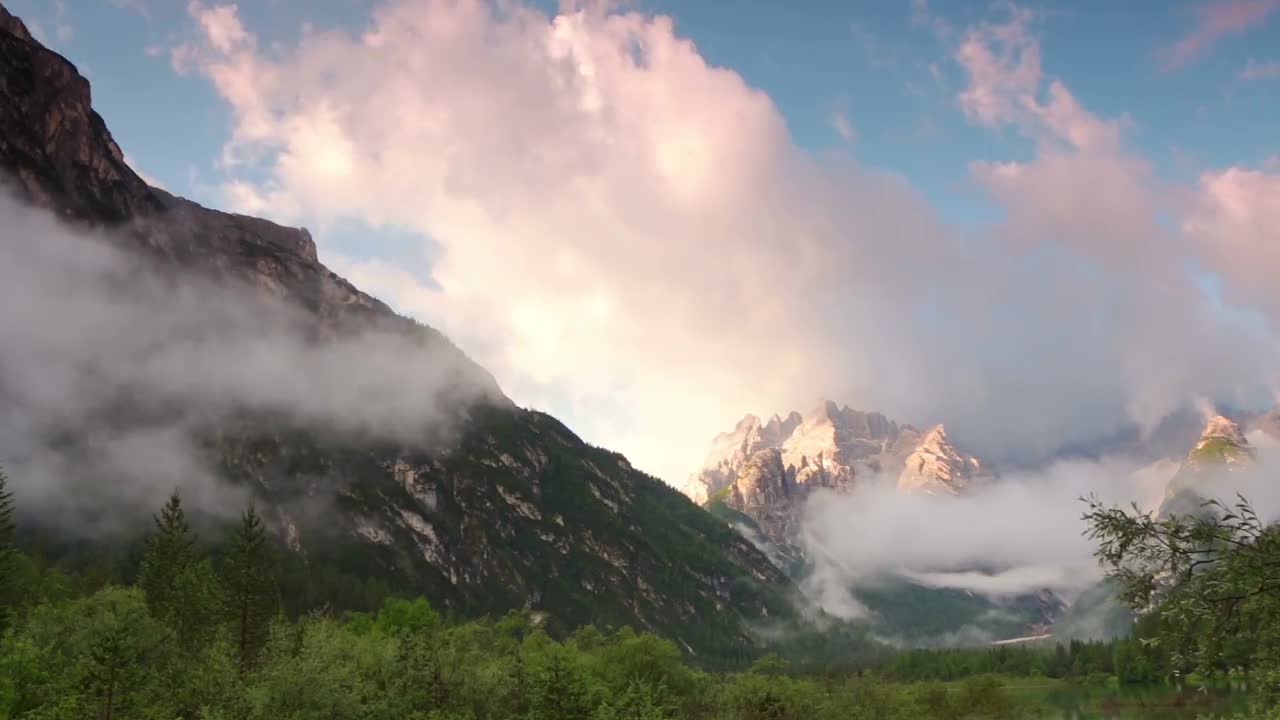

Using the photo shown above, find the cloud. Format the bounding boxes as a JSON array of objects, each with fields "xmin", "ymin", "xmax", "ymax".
[
  {"xmin": 1159, "ymin": 0, "xmax": 1280, "ymax": 70},
  {"xmin": 798, "ymin": 460, "xmax": 1142, "ymax": 615},
  {"xmin": 799, "ymin": 442, "xmax": 1280, "ymax": 617},
  {"xmin": 1184, "ymin": 166, "xmax": 1280, "ymax": 325},
  {"xmin": 53, "ymin": 0, "xmax": 70, "ymax": 43},
  {"xmin": 954, "ymin": 7, "xmax": 1122, "ymax": 152},
  {"xmin": 1241, "ymin": 58, "xmax": 1280, "ymax": 79},
  {"xmin": 954, "ymin": 7, "xmax": 1275, "ymax": 445},
  {"xmin": 186, "ymin": 0, "xmax": 248, "ymax": 54},
  {"xmin": 0, "ymin": 193, "xmax": 498, "ymax": 536},
  {"xmin": 166, "ymin": 0, "xmax": 1279, "ymax": 487},
  {"xmin": 830, "ymin": 101, "xmax": 856, "ymax": 142}
]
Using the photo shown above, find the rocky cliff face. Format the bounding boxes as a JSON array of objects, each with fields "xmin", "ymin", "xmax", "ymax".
[
  {"xmin": 688, "ymin": 401, "xmax": 989, "ymax": 545},
  {"xmin": 897, "ymin": 425, "xmax": 987, "ymax": 496},
  {"xmin": 0, "ymin": 3, "xmax": 422, "ymax": 333},
  {"xmin": 0, "ymin": 3, "xmax": 790, "ymax": 659}
]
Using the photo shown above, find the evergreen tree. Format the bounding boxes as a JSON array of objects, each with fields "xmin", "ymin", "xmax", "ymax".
[
  {"xmin": 138, "ymin": 491, "xmax": 215, "ymax": 650},
  {"xmin": 0, "ymin": 466, "xmax": 15, "ymax": 632},
  {"xmin": 221, "ymin": 505, "xmax": 278, "ymax": 673},
  {"xmin": 138, "ymin": 492, "xmax": 195, "ymax": 613}
]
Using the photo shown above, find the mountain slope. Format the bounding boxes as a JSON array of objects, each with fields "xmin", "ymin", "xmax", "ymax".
[{"xmin": 0, "ymin": 3, "xmax": 790, "ymax": 660}]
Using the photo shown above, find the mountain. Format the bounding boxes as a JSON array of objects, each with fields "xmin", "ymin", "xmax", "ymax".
[
  {"xmin": 687, "ymin": 402, "xmax": 1061, "ymax": 644},
  {"xmin": 1053, "ymin": 412, "xmax": 1265, "ymax": 640},
  {"xmin": 687, "ymin": 401, "xmax": 988, "ymax": 545},
  {"xmin": 1159, "ymin": 414, "xmax": 1257, "ymax": 517},
  {"xmin": 0, "ymin": 3, "xmax": 791, "ymax": 660},
  {"xmin": 898, "ymin": 424, "xmax": 989, "ymax": 496}
]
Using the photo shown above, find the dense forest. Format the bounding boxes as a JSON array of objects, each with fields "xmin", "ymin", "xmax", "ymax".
[{"xmin": 3, "ymin": 467, "xmax": 1280, "ymax": 719}]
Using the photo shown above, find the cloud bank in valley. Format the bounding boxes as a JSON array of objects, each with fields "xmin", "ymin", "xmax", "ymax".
[
  {"xmin": 0, "ymin": 194, "xmax": 498, "ymax": 534},
  {"xmin": 168, "ymin": 0, "xmax": 1280, "ymax": 487},
  {"xmin": 799, "ymin": 433, "xmax": 1280, "ymax": 619},
  {"xmin": 797, "ymin": 458, "xmax": 1152, "ymax": 619}
]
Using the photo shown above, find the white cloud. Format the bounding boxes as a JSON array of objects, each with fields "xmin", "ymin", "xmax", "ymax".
[
  {"xmin": 0, "ymin": 193, "xmax": 498, "ymax": 535},
  {"xmin": 830, "ymin": 106, "xmax": 856, "ymax": 142},
  {"xmin": 799, "ymin": 460, "xmax": 1135, "ymax": 612},
  {"xmin": 1185, "ymin": 166, "xmax": 1280, "ymax": 325},
  {"xmin": 168, "ymin": 0, "xmax": 1279, "ymax": 486}
]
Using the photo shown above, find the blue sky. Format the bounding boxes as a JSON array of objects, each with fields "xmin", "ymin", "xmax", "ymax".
[{"xmin": 11, "ymin": 0, "xmax": 1280, "ymax": 484}]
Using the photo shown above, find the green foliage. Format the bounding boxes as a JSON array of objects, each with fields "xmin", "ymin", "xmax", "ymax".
[
  {"xmin": 138, "ymin": 491, "xmax": 218, "ymax": 651},
  {"xmin": 0, "ymin": 586, "xmax": 178, "ymax": 720},
  {"xmin": 221, "ymin": 505, "xmax": 280, "ymax": 673},
  {"xmin": 856, "ymin": 581, "xmax": 1049, "ymax": 644},
  {"xmin": 526, "ymin": 644, "xmax": 595, "ymax": 720},
  {"xmin": 707, "ymin": 486, "xmax": 733, "ymax": 505},
  {"xmin": 0, "ymin": 466, "xmax": 16, "ymax": 633},
  {"xmin": 3, "ymin": 470, "xmax": 1280, "ymax": 719},
  {"xmin": 1086, "ymin": 493, "xmax": 1280, "ymax": 703}
]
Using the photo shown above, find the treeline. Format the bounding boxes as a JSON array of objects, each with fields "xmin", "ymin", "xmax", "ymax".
[
  {"xmin": 6, "ymin": 464, "xmax": 1280, "ymax": 718},
  {"xmin": 0, "ymin": 471, "xmax": 1038, "ymax": 720},
  {"xmin": 888, "ymin": 632, "xmax": 1164, "ymax": 686}
]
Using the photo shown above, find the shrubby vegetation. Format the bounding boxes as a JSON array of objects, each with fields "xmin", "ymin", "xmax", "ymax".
[
  {"xmin": 5, "ymin": 464, "xmax": 1280, "ymax": 718},
  {"xmin": 0, "ymin": 470, "xmax": 1037, "ymax": 719},
  {"xmin": 1084, "ymin": 493, "xmax": 1280, "ymax": 718}
]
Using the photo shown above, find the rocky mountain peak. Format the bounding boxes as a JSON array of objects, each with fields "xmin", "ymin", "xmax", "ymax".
[
  {"xmin": 689, "ymin": 402, "xmax": 987, "ymax": 544},
  {"xmin": 1202, "ymin": 414, "xmax": 1246, "ymax": 442},
  {"xmin": 897, "ymin": 424, "xmax": 987, "ymax": 495},
  {"xmin": 763, "ymin": 411, "xmax": 803, "ymax": 440},
  {"xmin": 0, "ymin": 3, "xmax": 31, "ymax": 40},
  {"xmin": 1187, "ymin": 415, "xmax": 1254, "ymax": 469},
  {"xmin": 920, "ymin": 423, "xmax": 950, "ymax": 447},
  {"xmin": 1160, "ymin": 413, "xmax": 1257, "ymax": 517}
]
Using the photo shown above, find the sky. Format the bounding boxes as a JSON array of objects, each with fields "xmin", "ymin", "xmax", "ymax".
[{"xmin": 12, "ymin": 0, "xmax": 1280, "ymax": 488}]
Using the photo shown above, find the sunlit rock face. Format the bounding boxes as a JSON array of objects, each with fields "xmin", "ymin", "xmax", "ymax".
[
  {"xmin": 1159, "ymin": 414, "xmax": 1257, "ymax": 517},
  {"xmin": 897, "ymin": 424, "xmax": 988, "ymax": 496},
  {"xmin": 688, "ymin": 400, "xmax": 989, "ymax": 545}
]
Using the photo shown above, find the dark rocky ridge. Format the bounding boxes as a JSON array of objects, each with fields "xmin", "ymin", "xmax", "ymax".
[{"xmin": 0, "ymin": 2, "xmax": 790, "ymax": 659}]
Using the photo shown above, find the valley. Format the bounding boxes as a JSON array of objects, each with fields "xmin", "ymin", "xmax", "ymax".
[{"xmin": 2, "ymin": 1, "xmax": 1280, "ymax": 718}]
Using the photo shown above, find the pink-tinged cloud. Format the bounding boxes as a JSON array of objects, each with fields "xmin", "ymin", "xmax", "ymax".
[
  {"xmin": 1160, "ymin": 0, "xmax": 1280, "ymax": 70},
  {"xmin": 173, "ymin": 0, "xmax": 1278, "ymax": 484},
  {"xmin": 953, "ymin": 8, "xmax": 1123, "ymax": 153},
  {"xmin": 1186, "ymin": 167, "xmax": 1280, "ymax": 324}
]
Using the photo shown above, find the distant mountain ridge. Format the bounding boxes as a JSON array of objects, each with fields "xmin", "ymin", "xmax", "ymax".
[
  {"xmin": 685, "ymin": 402, "xmax": 1062, "ymax": 645},
  {"xmin": 686, "ymin": 401, "xmax": 990, "ymax": 545}
]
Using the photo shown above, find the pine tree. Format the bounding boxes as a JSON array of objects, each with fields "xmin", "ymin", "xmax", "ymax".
[
  {"xmin": 139, "ymin": 492, "xmax": 195, "ymax": 613},
  {"xmin": 138, "ymin": 492, "xmax": 214, "ymax": 650},
  {"xmin": 0, "ymin": 466, "xmax": 16, "ymax": 632},
  {"xmin": 221, "ymin": 505, "xmax": 278, "ymax": 673}
]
